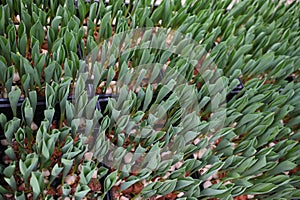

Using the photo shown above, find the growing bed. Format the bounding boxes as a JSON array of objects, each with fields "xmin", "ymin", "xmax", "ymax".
[{"xmin": 0, "ymin": 0, "xmax": 300, "ymax": 199}]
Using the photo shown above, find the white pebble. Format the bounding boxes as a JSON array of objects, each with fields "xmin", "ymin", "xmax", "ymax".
[
  {"xmin": 42, "ymin": 169, "xmax": 50, "ymax": 177},
  {"xmin": 84, "ymin": 152, "xmax": 93, "ymax": 161},
  {"xmin": 65, "ymin": 175, "xmax": 77, "ymax": 185}
]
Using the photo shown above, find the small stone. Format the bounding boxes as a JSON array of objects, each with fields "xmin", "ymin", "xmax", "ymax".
[
  {"xmin": 84, "ymin": 152, "xmax": 93, "ymax": 161},
  {"xmin": 5, "ymin": 194, "xmax": 13, "ymax": 198},
  {"xmin": 31, "ymin": 122, "xmax": 38, "ymax": 131},
  {"xmin": 193, "ymin": 138, "xmax": 200, "ymax": 145},
  {"xmin": 106, "ymin": 87, "xmax": 112, "ymax": 94},
  {"xmin": 115, "ymin": 179, "xmax": 122, "ymax": 186},
  {"xmin": 42, "ymin": 169, "xmax": 50, "ymax": 177},
  {"xmin": 203, "ymin": 181, "xmax": 212, "ymax": 188},
  {"xmin": 162, "ymin": 172, "xmax": 170, "ymax": 179},
  {"xmin": 123, "ymin": 152, "xmax": 132, "ymax": 164},
  {"xmin": 170, "ymin": 165, "xmax": 175, "ymax": 171},
  {"xmin": 41, "ymin": 48, "xmax": 48, "ymax": 54},
  {"xmin": 1, "ymin": 139, "xmax": 8, "ymax": 146},
  {"xmin": 175, "ymin": 161, "xmax": 183, "ymax": 169},
  {"xmin": 201, "ymin": 164, "xmax": 212, "ymax": 175},
  {"xmin": 27, "ymin": 193, "xmax": 32, "ymax": 198},
  {"xmin": 269, "ymin": 142, "xmax": 276, "ymax": 147},
  {"xmin": 16, "ymin": 15, "xmax": 20, "ymax": 22},
  {"xmin": 177, "ymin": 192, "xmax": 184, "ymax": 197},
  {"xmin": 231, "ymin": 122, "xmax": 237, "ymax": 128},
  {"xmin": 212, "ymin": 171, "xmax": 219, "ymax": 179},
  {"xmin": 197, "ymin": 148, "xmax": 207, "ymax": 159},
  {"xmin": 13, "ymin": 71, "xmax": 20, "ymax": 82},
  {"xmin": 92, "ymin": 168, "xmax": 98, "ymax": 179},
  {"xmin": 65, "ymin": 175, "xmax": 77, "ymax": 185},
  {"xmin": 78, "ymin": 164, "xmax": 82, "ymax": 172},
  {"xmin": 2, "ymin": 90, "xmax": 7, "ymax": 98},
  {"xmin": 224, "ymin": 181, "xmax": 231, "ymax": 185},
  {"xmin": 4, "ymin": 158, "xmax": 12, "ymax": 165},
  {"xmin": 99, "ymin": 81, "xmax": 105, "ymax": 88}
]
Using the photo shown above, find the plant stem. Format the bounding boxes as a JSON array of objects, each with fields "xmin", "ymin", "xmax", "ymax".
[
  {"xmin": 1, "ymin": 82, "xmax": 5, "ymax": 95},
  {"xmin": 59, "ymin": 113, "xmax": 65, "ymax": 129},
  {"xmin": 101, "ymin": 192, "xmax": 107, "ymax": 200},
  {"xmin": 124, "ymin": 0, "xmax": 133, "ymax": 17}
]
